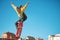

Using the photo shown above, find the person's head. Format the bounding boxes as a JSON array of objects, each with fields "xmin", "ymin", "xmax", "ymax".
[
  {"xmin": 20, "ymin": 5, "xmax": 23, "ymax": 8},
  {"xmin": 17, "ymin": 5, "xmax": 22, "ymax": 9}
]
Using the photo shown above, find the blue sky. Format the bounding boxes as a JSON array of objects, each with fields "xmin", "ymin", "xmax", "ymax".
[{"xmin": 0, "ymin": 0, "xmax": 60, "ymax": 40}]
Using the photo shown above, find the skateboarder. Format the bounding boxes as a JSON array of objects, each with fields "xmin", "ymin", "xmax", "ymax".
[{"xmin": 11, "ymin": 2, "xmax": 29, "ymax": 39}]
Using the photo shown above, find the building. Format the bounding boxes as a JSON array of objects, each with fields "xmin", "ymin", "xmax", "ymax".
[
  {"xmin": 25, "ymin": 36, "xmax": 35, "ymax": 40},
  {"xmin": 2, "ymin": 32, "xmax": 17, "ymax": 40},
  {"xmin": 48, "ymin": 34, "xmax": 60, "ymax": 40},
  {"xmin": 36, "ymin": 38, "xmax": 43, "ymax": 40}
]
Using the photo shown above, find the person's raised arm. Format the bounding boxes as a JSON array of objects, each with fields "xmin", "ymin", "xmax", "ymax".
[
  {"xmin": 11, "ymin": 2, "xmax": 17, "ymax": 11},
  {"xmin": 11, "ymin": 2, "xmax": 20, "ymax": 17},
  {"xmin": 23, "ymin": 2, "xmax": 29, "ymax": 11}
]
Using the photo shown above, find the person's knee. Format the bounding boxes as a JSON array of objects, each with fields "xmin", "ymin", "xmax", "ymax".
[{"xmin": 23, "ymin": 16, "xmax": 27, "ymax": 22}]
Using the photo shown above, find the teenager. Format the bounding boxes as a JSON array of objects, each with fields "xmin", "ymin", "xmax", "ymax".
[{"xmin": 11, "ymin": 2, "xmax": 29, "ymax": 39}]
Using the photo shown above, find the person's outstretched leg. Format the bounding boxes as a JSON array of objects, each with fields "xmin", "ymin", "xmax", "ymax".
[{"xmin": 16, "ymin": 21, "xmax": 23, "ymax": 39}]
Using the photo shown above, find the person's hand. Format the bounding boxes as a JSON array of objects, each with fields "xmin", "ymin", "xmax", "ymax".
[
  {"xmin": 27, "ymin": 2, "xmax": 29, "ymax": 4},
  {"xmin": 11, "ymin": 2, "xmax": 14, "ymax": 4}
]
